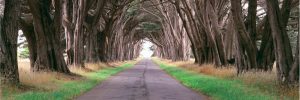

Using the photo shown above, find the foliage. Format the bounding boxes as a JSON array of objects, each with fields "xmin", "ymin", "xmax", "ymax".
[
  {"xmin": 153, "ymin": 59, "xmax": 296, "ymax": 100},
  {"xmin": 141, "ymin": 22, "xmax": 161, "ymax": 32},
  {"xmin": 126, "ymin": 0, "xmax": 139, "ymax": 17},
  {"xmin": 19, "ymin": 47, "xmax": 30, "ymax": 58},
  {"xmin": 1, "ymin": 63, "xmax": 135, "ymax": 100},
  {"xmin": 287, "ymin": 29, "xmax": 299, "ymax": 55}
]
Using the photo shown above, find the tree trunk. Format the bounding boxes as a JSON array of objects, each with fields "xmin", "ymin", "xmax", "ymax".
[
  {"xmin": 85, "ymin": 0, "xmax": 106, "ymax": 63},
  {"xmin": 27, "ymin": 0, "xmax": 70, "ymax": 73},
  {"xmin": 0, "ymin": 0, "xmax": 21, "ymax": 84},
  {"xmin": 257, "ymin": 18, "xmax": 275, "ymax": 71},
  {"xmin": 231, "ymin": 0, "xmax": 257, "ymax": 73},
  {"xmin": 289, "ymin": 34, "xmax": 299, "ymax": 83},
  {"xmin": 86, "ymin": 28, "xmax": 99, "ymax": 63},
  {"xmin": 98, "ymin": 32, "xmax": 107, "ymax": 62},
  {"xmin": 62, "ymin": 0, "xmax": 74, "ymax": 65},
  {"xmin": 19, "ymin": 18, "xmax": 37, "ymax": 68},
  {"xmin": 247, "ymin": 0, "xmax": 257, "ymax": 44},
  {"xmin": 73, "ymin": 0, "xmax": 86, "ymax": 67},
  {"xmin": 266, "ymin": 0, "xmax": 293, "ymax": 84},
  {"xmin": 205, "ymin": 1, "xmax": 227, "ymax": 66}
]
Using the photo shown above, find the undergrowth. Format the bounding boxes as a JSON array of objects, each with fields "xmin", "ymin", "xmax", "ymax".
[
  {"xmin": 1, "ymin": 60, "xmax": 136, "ymax": 100},
  {"xmin": 153, "ymin": 58, "xmax": 298, "ymax": 100}
]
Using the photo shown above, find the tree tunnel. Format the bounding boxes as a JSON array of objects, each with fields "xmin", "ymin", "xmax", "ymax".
[
  {"xmin": 122, "ymin": 7, "xmax": 191, "ymax": 61},
  {"xmin": 0, "ymin": 0, "xmax": 299, "ymax": 85}
]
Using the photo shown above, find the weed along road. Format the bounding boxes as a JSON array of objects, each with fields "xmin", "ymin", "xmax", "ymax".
[{"xmin": 76, "ymin": 59, "xmax": 208, "ymax": 100}]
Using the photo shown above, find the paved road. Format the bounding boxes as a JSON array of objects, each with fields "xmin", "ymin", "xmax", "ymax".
[{"xmin": 76, "ymin": 59, "xmax": 208, "ymax": 100}]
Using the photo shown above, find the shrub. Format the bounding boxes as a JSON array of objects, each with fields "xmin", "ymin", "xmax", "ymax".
[{"xmin": 19, "ymin": 47, "xmax": 30, "ymax": 58}]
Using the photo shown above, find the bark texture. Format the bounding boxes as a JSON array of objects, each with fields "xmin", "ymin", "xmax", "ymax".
[
  {"xmin": 27, "ymin": 0, "xmax": 70, "ymax": 73},
  {"xmin": 0, "ymin": 0, "xmax": 21, "ymax": 84}
]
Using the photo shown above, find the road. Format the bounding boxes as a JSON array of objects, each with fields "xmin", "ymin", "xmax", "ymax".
[{"xmin": 76, "ymin": 59, "xmax": 208, "ymax": 100}]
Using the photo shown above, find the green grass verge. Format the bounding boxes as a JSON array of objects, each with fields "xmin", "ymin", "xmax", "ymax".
[
  {"xmin": 3, "ymin": 63, "xmax": 134, "ymax": 100},
  {"xmin": 153, "ymin": 60, "xmax": 288, "ymax": 100}
]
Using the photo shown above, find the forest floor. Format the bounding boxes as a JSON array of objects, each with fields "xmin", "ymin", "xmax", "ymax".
[
  {"xmin": 1, "ymin": 59, "xmax": 137, "ymax": 100},
  {"xmin": 76, "ymin": 59, "xmax": 208, "ymax": 100},
  {"xmin": 153, "ymin": 58, "xmax": 299, "ymax": 100}
]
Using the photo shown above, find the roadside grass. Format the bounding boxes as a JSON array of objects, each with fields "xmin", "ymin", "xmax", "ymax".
[
  {"xmin": 1, "ymin": 60, "xmax": 136, "ymax": 100},
  {"xmin": 153, "ymin": 58, "xmax": 299, "ymax": 100}
]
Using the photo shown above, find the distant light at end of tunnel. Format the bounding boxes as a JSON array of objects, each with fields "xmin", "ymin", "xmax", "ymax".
[{"xmin": 140, "ymin": 41, "xmax": 154, "ymax": 58}]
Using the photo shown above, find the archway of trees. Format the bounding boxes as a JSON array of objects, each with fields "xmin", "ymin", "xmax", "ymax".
[{"xmin": 0, "ymin": 0, "xmax": 299, "ymax": 86}]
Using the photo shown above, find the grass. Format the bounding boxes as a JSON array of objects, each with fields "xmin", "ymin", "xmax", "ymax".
[
  {"xmin": 1, "ymin": 60, "xmax": 136, "ymax": 100},
  {"xmin": 153, "ymin": 58, "xmax": 299, "ymax": 100}
]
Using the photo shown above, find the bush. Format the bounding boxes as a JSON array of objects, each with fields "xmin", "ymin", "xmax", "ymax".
[{"xmin": 19, "ymin": 47, "xmax": 30, "ymax": 58}]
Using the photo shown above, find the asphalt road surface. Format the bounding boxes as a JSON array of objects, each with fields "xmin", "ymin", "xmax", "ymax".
[{"xmin": 76, "ymin": 59, "xmax": 208, "ymax": 100}]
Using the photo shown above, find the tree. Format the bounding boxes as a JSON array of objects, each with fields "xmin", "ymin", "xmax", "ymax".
[
  {"xmin": 231, "ymin": 0, "xmax": 257, "ymax": 73},
  {"xmin": 85, "ymin": 0, "xmax": 107, "ymax": 63},
  {"xmin": 266, "ymin": 0, "xmax": 297, "ymax": 84},
  {"xmin": 19, "ymin": 14, "xmax": 37, "ymax": 68},
  {"xmin": 62, "ymin": 0, "xmax": 74, "ymax": 65},
  {"xmin": 0, "ymin": 0, "xmax": 21, "ymax": 84},
  {"xmin": 27, "ymin": 0, "xmax": 70, "ymax": 73},
  {"xmin": 73, "ymin": 0, "xmax": 86, "ymax": 67}
]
